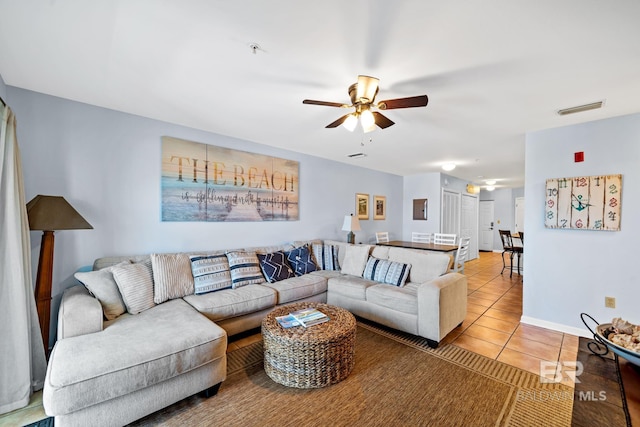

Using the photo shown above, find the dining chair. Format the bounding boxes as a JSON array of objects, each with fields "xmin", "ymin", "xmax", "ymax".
[
  {"xmin": 411, "ymin": 232, "xmax": 432, "ymax": 243},
  {"xmin": 433, "ymin": 233, "xmax": 456, "ymax": 245},
  {"xmin": 375, "ymin": 231, "xmax": 390, "ymax": 244},
  {"xmin": 499, "ymin": 230, "xmax": 523, "ymax": 277},
  {"xmin": 451, "ymin": 236, "xmax": 471, "ymax": 273}
]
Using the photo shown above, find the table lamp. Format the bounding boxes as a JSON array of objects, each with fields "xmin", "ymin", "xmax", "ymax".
[
  {"xmin": 27, "ymin": 195, "xmax": 93, "ymax": 356},
  {"xmin": 341, "ymin": 214, "xmax": 361, "ymax": 244}
]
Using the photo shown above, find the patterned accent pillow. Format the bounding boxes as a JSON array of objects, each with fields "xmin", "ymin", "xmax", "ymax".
[
  {"xmin": 312, "ymin": 243, "xmax": 340, "ymax": 271},
  {"xmin": 74, "ymin": 261, "xmax": 129, "ymax": 320},
  {"xmin": 151, "ymin": 253, "xmax": 195, "ymax": 304},
  {"xmin": 226, "ymin": 251, "xmax": 266, "ymax": 288},
  {"xmin": 285, "ymin": 245, "xmax": 317, "ymax": 276},
  {"xmin": 190, "ymin": 254, "xmax": 232, "ymax": 294},
  {"xmin": 363, "ymin": 256, "xmax": 411, "ymax": 287},
  {"xmin": 111, "ymin": 260, "xmax": 156, "ymax": 314},
  {"xmin": 257, "ymin": 251, "xmax": 295, "ymax": 283}
]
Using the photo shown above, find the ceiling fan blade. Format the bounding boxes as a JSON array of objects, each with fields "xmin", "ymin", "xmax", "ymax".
[
  {"xmin": 303, "ymin": 99, "xmax": 348, "ymax": 108},
  {"xmin": 377, "ymin": 95, "xmax": 428, "ymax": 110},
  {"xmin": 356, "ymin": 75, "xmax": 379, "ymax": 102},
  {"xmin": 325, "ymin": 114, "xmax": 352, "ymax": 128},
  {"xmin": 373, "ymin": 112, "xmax": 395, "ymax": 129}
]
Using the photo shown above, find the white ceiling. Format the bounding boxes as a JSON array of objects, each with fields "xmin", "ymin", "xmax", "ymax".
[{"xmin": 2, "ymin": 1, "xmax": 640, "ymax": 189}]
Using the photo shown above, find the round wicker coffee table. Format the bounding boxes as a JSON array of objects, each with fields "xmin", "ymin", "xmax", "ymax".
[{"xmin": 262, "ymin": 302, "xmax": 356, "ymax": 389}]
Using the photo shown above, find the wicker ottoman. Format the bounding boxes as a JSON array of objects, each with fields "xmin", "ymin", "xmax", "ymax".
[{"xmin": 262, "ymin": 302, "xmax": 356, "ymax": 388}]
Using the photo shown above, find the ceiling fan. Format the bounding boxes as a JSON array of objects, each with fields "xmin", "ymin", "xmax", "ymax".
[{"xmin": 303, "ymin": 75, "xmax": 428, "ymax": 133}]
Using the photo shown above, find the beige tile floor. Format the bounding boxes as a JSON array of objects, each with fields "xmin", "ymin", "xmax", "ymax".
[
  {"xmin": 442, "ymin": 251, "xmax": 580, "ymax": 386},
  {"xmin": 2, "ymin": 251, "xmax": 637, "ymax": 426}
]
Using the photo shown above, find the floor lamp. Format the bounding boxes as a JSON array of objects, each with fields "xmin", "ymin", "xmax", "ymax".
[{"xmin": 27, "ymin": 195, "xmax": 93, "ymax": 356}]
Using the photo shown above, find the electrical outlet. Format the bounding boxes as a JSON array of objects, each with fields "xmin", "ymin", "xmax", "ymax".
[{"xmin": 605, "ymin": 297, "xmax": 616, "ymax": 309}]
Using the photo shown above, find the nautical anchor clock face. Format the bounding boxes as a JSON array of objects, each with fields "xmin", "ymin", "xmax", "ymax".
[{"xmin": 545, "ymin": 175, "xmax": 621, "ymax": 231}]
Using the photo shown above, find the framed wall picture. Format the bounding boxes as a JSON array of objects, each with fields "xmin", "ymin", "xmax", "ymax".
[
  {"xmin": 374, "ymin": 195, "xmax": 386, "ymax": 220},
  {"xmin": 356, "ymin": 193, "xmax": 369, "ymax": 220}
]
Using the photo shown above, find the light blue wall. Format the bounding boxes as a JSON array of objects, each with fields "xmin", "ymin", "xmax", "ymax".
[
  {"xmin": 523, "ymin": 112, "xmax": 640, "ymax": 335},
  {"xmin": 402, "ymin": 173, "xmax": 442, "ymax": 240},
  {"xmin": 8, "ymin": 87, "xmax": 403, "ymax": 346}
]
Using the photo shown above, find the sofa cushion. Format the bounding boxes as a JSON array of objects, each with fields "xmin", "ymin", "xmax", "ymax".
[
  {"xmin": 257, "ymin": 251, "xmax": 295, "ymax": 283},
  {"xmin": 44, "ymin": 299, "xmax": 226, "ymax": 415},
  {"xmin": 190, "ymin": 254, "xmax": 233, "ymax": 294},
  {"xmin": 363, "ymin": 256, "xmax": 411, "ymax": 287},
  {"xmin": 261, "ymin": 274, "xmax": 328, "ymax": 304},
  {"xmin": 341, "ymin": 244, "xmax": 372, "ymax": 276},
  {"xmin": 151, "ymin": 253, "xmax": 195, "ymax": 304},
  {"xmin": 312, "ymin": 243, "xmax": 340, "ymax": 271},
  {"xmin": 183, "ymin": 284, "xmax": 276, "ymax": 322},
  {"xmin": 310, "ymin": 270, "xmax": 344, "ymax": 280},
  {"xmin": 285, "ymin": 245, "xmax": 317, "ymax": 276},
  {"xmin": 387, "ymin": 247, "xmax": 450, "ymax": 283},
  {"xmin": 111, "ymin": 261, "xmax": 156, "ymax": 314},
  {"xmin": 366, "ymin": 283, "xmax": 418, "ymax": 315},
  {"xmin": 74, "ymin": 261, "xmax": 129, "ymax": 320},
  {"xmin": 226, "ymin": 251, "xmax": 266, "ymax": 288},
  {"xmin": 327, "ymin": 275, "xmax": 378, "ymax": 301}
]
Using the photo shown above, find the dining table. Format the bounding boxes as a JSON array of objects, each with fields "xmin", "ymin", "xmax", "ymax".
[{"xmin": 377, "ymin": 240, "xmax": 458, "ymax": 253}]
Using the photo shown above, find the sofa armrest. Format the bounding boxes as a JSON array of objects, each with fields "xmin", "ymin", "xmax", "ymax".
[
  {"xmin": 57, "ymin": 285, "xmax": 104, "ymax": 340},
  {"xmin": 416, "ymin": 273, "xmax": 467, "ymax": 342}
]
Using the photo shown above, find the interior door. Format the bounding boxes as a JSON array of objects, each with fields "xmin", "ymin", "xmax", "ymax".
[
  {"xmin": 479, "ymin": 200, "xmax": 494, "ymax": 251},
  {"xmin": 441, "ymin": 189, "xmax": 460, "ymax": 235},
  {"xmin": 460, "ymin": 194, "xmax": 478, "ymax": 260}
]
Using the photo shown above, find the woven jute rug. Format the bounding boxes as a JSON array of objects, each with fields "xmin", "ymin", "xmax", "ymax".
[{"xmin": 131, "ymin": 320, "xmax": 574, "ymax": 426}]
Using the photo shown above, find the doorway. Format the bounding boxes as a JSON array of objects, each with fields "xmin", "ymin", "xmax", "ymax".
[{"xmin": 479, "ymin": 200, "xmax": 495, "ymax": 251}]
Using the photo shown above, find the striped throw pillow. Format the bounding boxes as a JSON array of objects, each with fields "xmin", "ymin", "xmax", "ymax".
[
  {"xmin": 226, "ymin": 251, "xmax": 266, "ymax": 288},
  {"xmin": 151, "ymin": 253, "xmax": 195, "ymax": 304},
  {"xmin": 363, "ymin": 256, "xmax": 411, "ymax": 287},
  {"xmin": 312, "ymin": 243, "xmax": 340, "ymax": 270},
  {"xmin": 111, "ymin": 260, "xmax": 156, "ymax": 314},
  {"xmin": 190, "ymin": 254, "xmax": 232, "ymax": 294}
]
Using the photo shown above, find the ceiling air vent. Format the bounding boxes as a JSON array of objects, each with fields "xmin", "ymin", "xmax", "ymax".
[
  {"xmin": 557, "ymin": 100, "xmax": 604, "ymax": 116},
  {"xmin": 347, "ymin": 153, "xmax": 367, "ymax": 159}
]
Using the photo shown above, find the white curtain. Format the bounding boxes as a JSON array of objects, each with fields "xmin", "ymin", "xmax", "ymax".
[{"xmin": 0, "ymin": 103, "xmax": 47, "ymax": 414}]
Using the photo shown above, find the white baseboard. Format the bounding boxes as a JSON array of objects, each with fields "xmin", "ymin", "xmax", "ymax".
[{"xmin": 520, "ymin": 316, "xmax": 591, "ymax": 338}]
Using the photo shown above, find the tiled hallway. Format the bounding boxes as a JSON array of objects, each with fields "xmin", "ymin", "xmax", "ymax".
[{"xmin": 443, "ymin": 251, "xmax": 580, "ymax": 385}]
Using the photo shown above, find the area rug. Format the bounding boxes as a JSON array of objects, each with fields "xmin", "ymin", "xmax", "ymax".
[
  {"xmin": 571, "ymin": 337, "xmax": 631, "ymax": 426},
  {"xmin": 131, "ymin": 321, "xmax": 574, "ymax": 426}
]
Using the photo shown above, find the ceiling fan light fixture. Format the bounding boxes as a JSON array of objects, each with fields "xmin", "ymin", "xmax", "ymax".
[
  {"xmin": 343, "ymin": 113, "xmax": 358, "ymax": 131},
  {"xmin": 485, "ymin": 179, "xmax": 496, "ymax": 185},
  {"xmin": 360, "ymin": 109, "xmax": 376, "ymax": 132},
  {"xmin": 442, "ymin": 163, "xmax": 456, "ymax": 171},
  {"xmin": 356, "ymin": 75, "xmax": 379, "ymax": 103},
  {"xmin": 486, "ymin": 185, "xmax": 496, "ymax": 191}
]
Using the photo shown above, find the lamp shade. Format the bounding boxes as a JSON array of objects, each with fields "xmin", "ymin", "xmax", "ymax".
[
  {"xmin": 27, "ymin": 195, "xmax": 93, "ymax": 231},
  {"xmin": 341, "ymin": 214, "xmax": 361, "ymax": 232}
]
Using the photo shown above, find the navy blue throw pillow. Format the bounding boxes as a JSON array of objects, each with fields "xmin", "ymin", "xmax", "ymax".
[
  {"xmin": 285, "ymin": 245, "xmax": 318, "ymax": 276},
  {"xmin": 257, "ymin": 251, "xmax": 295, "ymax": 283}
]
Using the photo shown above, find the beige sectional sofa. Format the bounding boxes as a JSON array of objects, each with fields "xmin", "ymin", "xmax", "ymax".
[{"xmin": 43, "ymin": 239, "xmax": 466, "ymax": 426}]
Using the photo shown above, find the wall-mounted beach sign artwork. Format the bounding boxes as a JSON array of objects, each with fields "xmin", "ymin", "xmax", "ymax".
[
  {"xmin": 545, "ymin": 174, "xmax": 621, "ymax": 230},
  {"xmin": 161, "ymin": 136, "xmax": 299, "ymax": 222}
]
